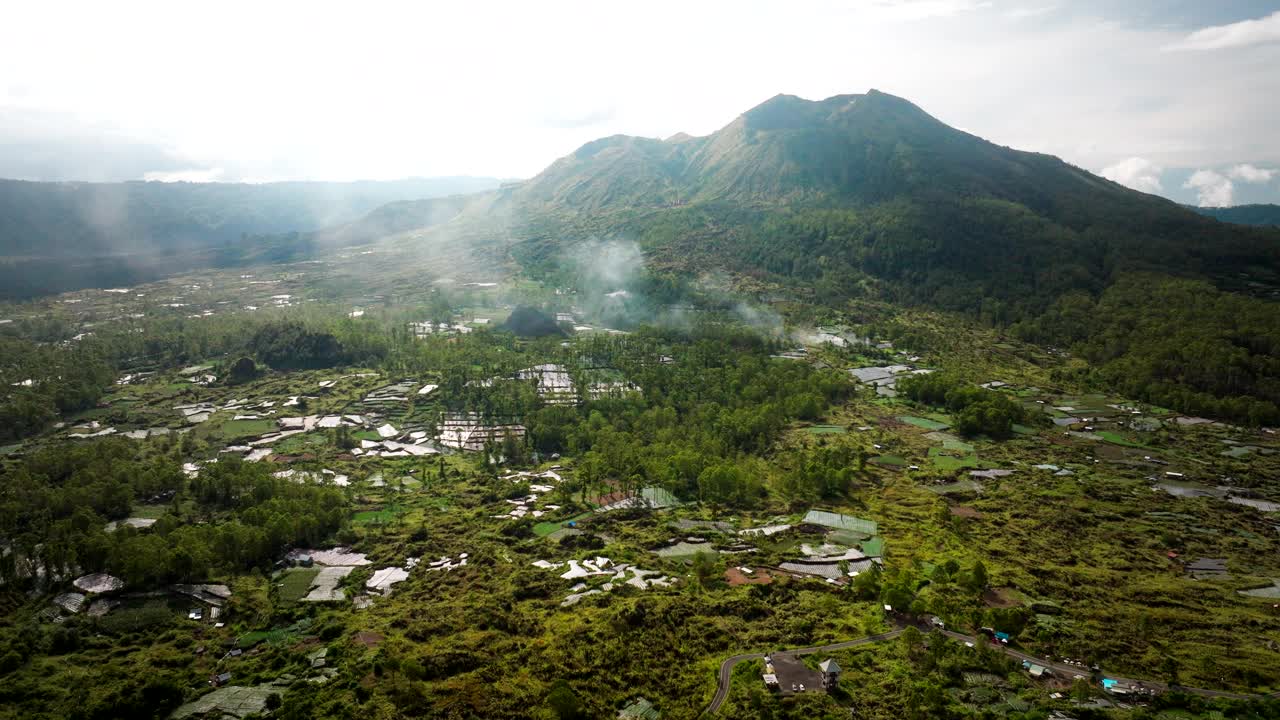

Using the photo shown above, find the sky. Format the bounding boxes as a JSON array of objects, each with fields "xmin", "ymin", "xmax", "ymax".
[{"xmin": 1, "ymin": 0, "xmax": 1278, "ymax": 206}]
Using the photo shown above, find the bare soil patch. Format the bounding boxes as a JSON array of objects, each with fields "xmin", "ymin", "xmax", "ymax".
[
  {"xmin": 982, "ymin": 586, "xmax": 1022, "ymax": 608},
  {"xmin": 725, "ymin": 567, "xmax": 776, "ymax": 586},
  {"xmin": 354, "ymin": 631, "xmax": 384, "ymax": 647}
]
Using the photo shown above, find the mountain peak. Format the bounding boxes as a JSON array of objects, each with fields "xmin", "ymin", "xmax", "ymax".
[
  {"xmin": 741, "ymin": 93, "xmax": 852, "ymax": 131},
  {"xmin": 738, "ymin": 89, "xmax": 936, "ymax": 134}
]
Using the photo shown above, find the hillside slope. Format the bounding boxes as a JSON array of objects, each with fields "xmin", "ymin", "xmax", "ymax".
[
  {"xmin": 495, "ymin": 90, "xmax": 1278, "ymax": 315},
  {"xmin": 1194, "ymin": 204, "xmax": 1280, "ymax": 227},
  {"xmin": 0, "ymin": 176, "xmax": 501, "ymax": 298},
  {"xmin": 445, "ymin": 90, "xmax": 1280, "ymax": 422},
  {"xmin": 0, "ymin": 176, "xmax": 501, "ymax": 258}
]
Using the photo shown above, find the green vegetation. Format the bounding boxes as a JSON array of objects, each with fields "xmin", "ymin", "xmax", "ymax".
[
  {"xmin": 0, "ymin": 177, "xmax": 500, "ymax": 298},
  {"xmin": 1193, "ymin": 203, "xmax": 1280, "ymax": 228},
  {"xmin": 1018, "ymin": 275, "xmax": 1280, "ymax": 425},
  {"xmin": 0, "ymin": 89, "xmax": 1279, "ymax": 720},
  {"xmin": 500, "ymin": 92, "xmax": 1280, "ymax": 427},
  {"xmin": 898, "ymin": 415, "xmax": 950, "ymax": 431},
  {"xmin": 0, "ymin": 443, "xmax": 347, "ymax": 587},
  {"xmin": 805, "ymin": 425, "xmax": 847, "ymax": 435},
  {"xmin": 897, "ymin": 374, "xmax": 1030, "ymax": 438},
  {"xmin": 0, "ymin": 293, "xmax": 1277, "ymax": 720},
  {"xmin": 277, "ymin": 568, "xmax": 321, "ymax": 603}
]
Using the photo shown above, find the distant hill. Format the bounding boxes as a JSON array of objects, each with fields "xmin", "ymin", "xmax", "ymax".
[
  {"xmin": 0, "ymin": 176, "xmax": 500, "ymax": 297},
  {"xmin": 382, "ymin": 89, "xmax": 1280, "ymax": 424},
  {"xmin": 0, "ymin": 176, "xmax": 501, "ymax": 257},
  {"xmin": 491, "ymin": 90, "xmax": 1279, "ymax": 311},
  {"xmin": 1192, "ymin": 204, "xmax": 1280, "ymax": 227}
]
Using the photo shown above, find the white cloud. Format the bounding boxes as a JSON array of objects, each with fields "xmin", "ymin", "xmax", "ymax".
[
  {"xmin": 1165, "ymin": 10, "xmax": 1280, "ymax": 51},
  {"xmin": 1227, "ymin": 163, "xmax": 1276, "ymax": 183},
  {"xmin": 1183, "ymin": 170, "xmax": 1234, "ymax": 207},
  {"xmin": 142, "ymin": 168, "xmax": 225, "ymax": 183},
  {"xmin": 1004, "ymin": 4, "xmax": 1057, "ymax": 21},
  {"xmin": 868, "ymin": 0, "xmax": 993, "ymax": 20},
  {"xmin": 1100, "ymin": 157, "xmax": 1163, "ymax": 193},
  {"xmin": 1, "ymin": 1, "xmax": 1279, "ymax": 183}
]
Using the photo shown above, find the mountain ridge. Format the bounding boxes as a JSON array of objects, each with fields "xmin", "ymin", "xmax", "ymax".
[
  {"xmin": 0, "ymin": 176, "xmax": 505, "ymax": 298},
  {"xmin": 0, "ymin": 175, "xmax": 502, "ymax": 258},
  {"xmin": 471, "ymin": 90, "xmax": 1277, "ymax": 306},
  {"xmin": 1192, "ymin": 203, "xmax": 1280, "ymax": 228}
]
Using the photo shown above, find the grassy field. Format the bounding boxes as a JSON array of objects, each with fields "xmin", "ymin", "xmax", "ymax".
[
  {"xmin": 237, "ymin": 619, "xmax": 313, "ymax": 649},
  {"xmin": 218, "ymin": 418, "xmax": 278, "ymax": 438},
  {"xmin": 805, "ymin": 424, "xmax": 848, "ymax": 434},
  {"xmin": 277, "ymin": 567, "xmax": 320, "ymax": 604},
  {"xmin": 898, "ymin": 415, "xmax": 951, "ymax": 430},
  {"xmin": 930, "ymin": 451, "xmax": 979, "ymax": 471},
  {"xmin": 1098, "ymin": 430, "xmax": 1148, "ymax": 448},
  {"xmin": 871, "ymin": 454, "xmax": 908, "ymax": 467},
  {"xmin": 127, "ymin": 503, "xmax": 171, "ymax": 519},
  {"xmin": 533, "ymin": 512, "xmax": 592, "ymax": 537},
  {"xmin": 352, "ymin": 507, "xmax": 400, "ymax": 525}
]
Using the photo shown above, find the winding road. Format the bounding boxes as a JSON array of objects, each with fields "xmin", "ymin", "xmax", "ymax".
[
  {"xmin": 704, "ymin": 629, "xmax": 905, "ymax": 715},
  {"xmin": 703, "ymin": 624, "xmax": 1276, "ymax": 715}
]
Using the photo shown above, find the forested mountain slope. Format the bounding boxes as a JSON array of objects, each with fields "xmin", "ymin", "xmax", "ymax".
[
  {"xmin": 0, "ymin": 176, "xmax": 500, "ymax": 257},
  {"xmin": 499, "ymin": 90, "xmax": 1279, "ymax": 315},
  {"xmin": 1194, "ymin": 204, "xmax": 1280, "ymax": 228},
  {"xmin": 0, "ymin": 177, "xmax": 500, "ymax": 298},
  {"xmin": 451, "ymin": 91, "xmax": 1280, "ymax": 423}
]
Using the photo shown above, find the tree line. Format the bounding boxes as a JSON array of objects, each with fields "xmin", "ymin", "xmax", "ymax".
[{"xmin": 0, "ymin": 441, "xmax": 347, "ymax": 588}]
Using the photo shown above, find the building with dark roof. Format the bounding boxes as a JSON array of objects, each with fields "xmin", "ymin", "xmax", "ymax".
[{"xmin": 764, "ymin": 654, "xmax": 824, "ymax": 696}]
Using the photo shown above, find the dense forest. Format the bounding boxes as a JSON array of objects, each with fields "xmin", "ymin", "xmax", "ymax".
[
  {"xmin": 506, "ymin": 201, "xmax": 1280, "ymax": 425},
  {"xmin": 895, "ymin": 373, "xmax": 1032, "ymax": 438},
  {"xmin": 0, "ymin": 443, "xmax": 346, "ymax": 588},
  {"xmin": 1192, "ymin": 204, "xmax": 1280, "ymax": 228},
  {"xmin": 1015, "ymin": 275, "xmax": 1280, "ymax": 425},
  {"xmin": 477, "ymin": 92, "xmax": 1280, "ymax": 426}
]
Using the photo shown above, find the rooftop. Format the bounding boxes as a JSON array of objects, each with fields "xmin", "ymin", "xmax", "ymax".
[
  {"xmin": 767, "ymin": 654, "xmax": 824, "ymax": 695},
  {"xmin": 618, "ymin": 697, "xmax": 660, "ymax": 719},
  {"xmin": 802, "ymin": 510, "xmax": 878, "ymax": 535}
]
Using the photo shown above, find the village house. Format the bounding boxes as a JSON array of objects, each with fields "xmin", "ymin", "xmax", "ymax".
[
  {"xmin": 763, "ymin": 654, "xmax": 841, "ymax": 696},
  {"xmin": 617, "ymin": 697, "xmax": 659, "ymax": 719},
  {"xmin": 818, "ymin": 659, "xmax": 841, "ymax": 689}
]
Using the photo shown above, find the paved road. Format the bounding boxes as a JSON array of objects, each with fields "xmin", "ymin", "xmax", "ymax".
[
  {"xmin": 934, "ymin": 630, "xmax": 1276, "ymax": 702},
  {"xmin": 704, "ymin": 625, "xmax": 1277, "ymax": 715}
]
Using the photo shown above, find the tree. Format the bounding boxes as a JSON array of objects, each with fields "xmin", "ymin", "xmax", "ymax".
[
  {"xmin": 692, "ymin": 551, "xmax": 716, "ymax": 589},
  {"xmin": 851, "ymin": 564, "xmax": 881, "ymax": 600},
  {"xmin": 228, "ymin": 356, "xmax": 257, "ymax": 384},
  {"xmin": 899, "ymin": 626, "xmax": 923, "ymax": 655},
  {"xmin": 967, "ymin": 560, "xmax": 988, "ymax": 592},
  {"xmin": 251, "ymin": 321, "xmax": 345, "ymax": 370},
  {"xmin": 547, "ymin": 680, "xmax": 585, "ymax": 720},
  {"xmin": 882, "ymin": 582, "xmax": 915, "ymax": 614}
]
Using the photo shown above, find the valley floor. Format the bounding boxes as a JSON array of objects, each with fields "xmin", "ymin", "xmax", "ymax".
[{"xmin": 0, "ymin": 261, "xmax": 1278, "ymax": 720}]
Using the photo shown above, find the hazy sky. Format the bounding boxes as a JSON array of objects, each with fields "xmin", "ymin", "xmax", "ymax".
[{"xmin": 2, "ymin": 0, "xmax": 1278, "ymax": 206}]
